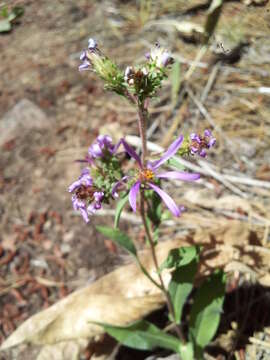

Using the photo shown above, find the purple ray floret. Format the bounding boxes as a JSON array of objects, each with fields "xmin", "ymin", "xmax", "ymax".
[
  {"xmin": 148, "ymin": 135, "xmax": 184, "ymax": 170},
  {"xmin": 68, "ymin": 168, "xmax": 104, "ymax": 223},
  {"xmin": 88, "ymin": 38, "xmax": 98, "ymax": 50},
  {"xmin": 190, "ymin": 129, "xmax": 216, "ymax": 157}
]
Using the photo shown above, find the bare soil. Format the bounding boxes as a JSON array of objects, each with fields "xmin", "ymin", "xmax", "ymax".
[{"xmin": 1, "ymin": 0, "xmax": 270, "ymax": 359}]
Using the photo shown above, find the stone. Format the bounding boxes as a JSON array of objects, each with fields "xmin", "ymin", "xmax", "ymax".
[{"xmin": 0, "ymin": 99, "xmax": 49, "ymax": 145}]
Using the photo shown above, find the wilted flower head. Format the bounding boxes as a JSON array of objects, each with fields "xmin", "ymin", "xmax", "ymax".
[
  {"xmin": 189, "ymin": 129, "xmax": 216, "ymax": 158},
  {"xmin": 68, "ymin": 135, "xmax": 127, "ymax": 222},
  {"xmin": 68, "ymin": 168, "xmax": 104, "ymax": 223},
  {"xmin": 148, "ymin": 43, "xmax": 174, "ymax": 68}
]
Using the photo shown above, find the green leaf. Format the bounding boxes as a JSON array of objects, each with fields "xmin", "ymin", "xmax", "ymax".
[
  {"xmin": 98, "ymin": 320, "xmax": 180, "ymax": 353},
  {"xmin": 96, "ymin": 226, "xmax": 137, "ymax": 256},
  {"xmin": 114, "ymin": 194, "xmax": 129, "ymax": 228},
  {"xmin": 189, "ymin": 270, "xmax": 226, "ymax": 355},
  {"xmin": 0, "ymin": 19, "xmax": 11, "ymax": 33},
  {"xmin": 171, "ymin": 60, "xmax": 181, "ymax": 105},
  {"xmin": 204, "ymin": 0, "xmax": 224, "ymax": 43},
  {"xmin": 159, "ymin": 246, "xmax": 200, "ymax": 273},
  {"xmin": 179, "ymin": 342, "xmax": 194, "ymax": 360},
  {"xmin": 159, "ymin": 246, "xmax": 200, "ymax": 324},
  {"xmin": 169, "ymin": 257, "xmax": 198, "ymax": 323},
  {"xmin": 11, "ymin": 6, "xmax": 24, "ymax": 18},
  {"xmin": 146, "ymin": 189, "xmax": 162, "ymax": 227},
  {"xmin": 167, "ymin": 156, "xmax": 185, "ymax": 171},
  {"xmin": 1, "ymin": 6, "xmax": 9, "ymax": 18}
]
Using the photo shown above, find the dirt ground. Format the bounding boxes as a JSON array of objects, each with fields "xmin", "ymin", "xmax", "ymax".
[{"xmin": 1, "ymin": 0, "xmax": 270, "ymax": 359}]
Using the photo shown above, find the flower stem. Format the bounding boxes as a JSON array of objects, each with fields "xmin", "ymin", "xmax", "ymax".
[
  {"xmin": 137, "ymin": 101, "xmax": 186, "ymax": 344},
  {"xmin": 138, "ymin": 101, "xmax": 148, "ymax": 166}
]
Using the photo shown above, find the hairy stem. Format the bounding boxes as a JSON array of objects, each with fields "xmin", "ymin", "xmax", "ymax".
[
  {"xmin": 137, "ymin": 101, "xmax": 186, "ymax": 344},
  {"xmin": 138, "ymin": 101, "xmax": 148, "ymax": 166}
]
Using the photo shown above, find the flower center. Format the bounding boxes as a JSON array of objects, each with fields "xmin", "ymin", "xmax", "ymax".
[
  {"xmin": 75, "ymin": 185, "xmax": 96, "ymax": 200},
  {"xmin": 191, "ymin": 138, "xmax": 208, "ymax": 151},
  {"xmin": 139, "ymin": 169, "xmax": 154, "ymax": 182}
]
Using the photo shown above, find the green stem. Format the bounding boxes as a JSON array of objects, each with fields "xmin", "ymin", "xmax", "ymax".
[
  {"xmin": 135, "ymin": 257, "xmax": 162, "ymax": 290},
  {"xmin": 138, "ymin": 101, "xmax": 147, "ymax": 166},
  {"xmin": 137, "ymin": 101, "xmax": 186, "ymax": 344}
]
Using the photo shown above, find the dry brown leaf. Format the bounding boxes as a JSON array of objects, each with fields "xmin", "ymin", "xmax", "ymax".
[
  {"xmin": 185, "ymin": 189, "xmax": 252, "ymax": 213},
  {"xmin": 1, "ymin": 240, "xmax": 182, "ymax": 351},
  {"xmin": 2, "ymin": 231, "xmax": 270, "ymax": 358},
  {"xmin": 36, "ymin": 340, "xmax": 88, "ymax": 360},
  {"xmin": 145, "ymin": 19, "xmax": 204, "ymax": 39}
]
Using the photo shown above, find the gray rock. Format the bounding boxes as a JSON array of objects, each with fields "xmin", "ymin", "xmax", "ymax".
[{"xmin": 0, "ymin": 99, "xmax": 49, "ymax": 145}]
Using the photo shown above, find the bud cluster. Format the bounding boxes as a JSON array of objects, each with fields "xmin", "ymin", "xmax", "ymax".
[
  {"xmin": 79, "ymin": 39, "xmax": 173, "ymax": 101},
  {"xmin": 123, "ymin": 43, "xmax": 174, "ymax": 101},
  {"xmin": 79, "ymin": 39, "xmax": 125, "ymax": 95},
  {"xmin": 178, "ymin": 130, "xmax": 216, "ymax": 158}
]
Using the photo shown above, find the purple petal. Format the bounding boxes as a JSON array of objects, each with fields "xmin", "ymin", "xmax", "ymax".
[
  {"xmin": 199, "ymin": 149, "xmax": 207, "ymax": 158},
  {"xmin": 190, "ymin": 133, "xmax": 201, "ymax": 142},
  {"xmin": 161, "ymin": 51, "xmax": 172, "ymax": 67},
  {"xmin": 72, "ymin": 195, "xmax": 89, "ymax": 222},
  {"xmin": 94, "ymin": 191, "xmax": 104, "ymax": 202},
  {"xmin": 80, "ymin": 208, "xmax": 90, "ymax": 223},
  {"xmin": 88, "ymin": 143, "xmax": 102, "ymax": 158},
  {"xmin": 68, "ymin": 180, "xmax": 81, "ymax": 193},
  {"xmin": 129, "ymin": 181, "xmax": 141, "ymax": 212},
  {"xmin": 204, "ymin": 129, "xmax": 212, "ymax": 137},
  {"xmin": 148, "ymin": 135, "xmax": 184, "ymax": 170},
  {"xmin": 112, "ymin": 175, "xmax": 130, "ymax": 198},
  {"xmin": 79, "ymin": 61, "xmax": 91, "ymax": 71},
  {"xmin": 208, "ymin": 137, "xmax": 216, "ymax": 147},
  {"xmin": 156, "ymin": 171, "xmax": 200, "ymax": 181},
  {"xmin": 87, "ymin": 204, "xmax": 96, "ymax": 216},
  {"xmin": 145, "ymin": 52, "xmax": 151, "ymax": 60},
  {"xmin": 111, "ymin": 138, "xmax": 123, "ymax": 154},
  {"xmin": 148, "ymin": 183, "xmax": 181, "ymax": 217},
  {"xmin": 88, "ymin": 38, "xmax": 98, "ymax": 50},
  {"xmin": 121, "ymin": 139, "xmax": 142, "ymax": 168},
  {"xmin": 190, "ymin": 146, "xmax": 199, "ymax": 154},
  {"xmin": 80, "ymin": 51, "xmax": 87, "ymax": 61}
]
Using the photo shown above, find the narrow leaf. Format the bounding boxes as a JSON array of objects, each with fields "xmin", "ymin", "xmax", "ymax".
[
  {"xmin": 169, "ymin": 258, "xmax": 198, "ymax": 323},
  {"xmin": 98, "ymin": 320, "xmax": 180, "ymax": 353},
  {"xmin": 204, "ymin": 0, "xmax": 224, "ymax": 43},
  {"xmin": 1, "ymin": 6, "xmax": 9, "ymax": 18},
  {"xmin": 171, "ymin": 60, "xmax": 181, "ymax": 105},
  {"xmin": 167, "ymin": 156, "xmax": 185, "ymax": 171},
  {"xmin": 159, "ymin": 246, "xmax": 199, "ymax": 273},
  {"xmin": 189, "ymin": 270, "xmax": 226, "ymax": 354},
  {"xmin": 179, "ymin": 342, "xmax": 194, "ymax": 360},
  {"xmin": 114, "ymin": 194, "xmax": 129, "ymax": 228},
  {"xmin": 96, "ymin": 226, "xmax": 137, "ymax": 256}
]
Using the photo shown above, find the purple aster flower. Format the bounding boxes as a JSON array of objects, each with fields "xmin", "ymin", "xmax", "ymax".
[
  {"xmin": 79, "ymin": 60, "xmax": 91, "ymax": 72},
  {"xmin": 88, "ymin": 135, "xmax": 115, "ymax": 159},
  {"xmin": 189, "ymin": 129, "xmax": 216, "ymax": 158},
  {"xmin": 68, "ymin": 168, "xmax": 104, "ymax": 223},
  {"xmin": 114, "ymin": 137, "xmax": 200, "ymax": 217},
  {"xmin": 148, "ymin": 43, "xmax": 174, "ymax": 68},
  {"xmin": 124, "ymin": 66, "xmax": 133, "ymax": 82},
  {"xmin": 78, "ymin": 38, "xmax": 100, "ymax": 72},
  {"xmin": 205, "ymin": 129, "xmax": 216, "ymax": 148},
  {"xmin": 88, "ymin": 38, "xmax": 98, "ymax": 51}
]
